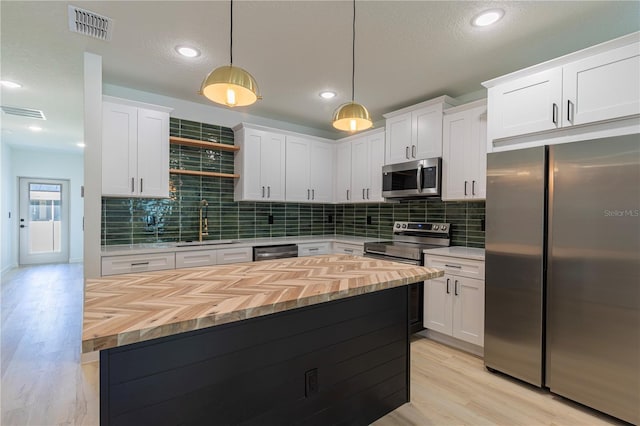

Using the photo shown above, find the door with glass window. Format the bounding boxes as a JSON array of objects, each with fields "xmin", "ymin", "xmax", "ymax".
[{"xmin": 19, "ymin": 178, "xmax": 70, "ymax": 264}]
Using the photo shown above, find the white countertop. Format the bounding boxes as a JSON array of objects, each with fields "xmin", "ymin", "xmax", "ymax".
[
  {"xmin": 101, "ymin": 235, "xmax": 378, "ymax": 257},
  {"xmin": 423, "ymin": 246, "xmax": 485, "ymax": 261}
]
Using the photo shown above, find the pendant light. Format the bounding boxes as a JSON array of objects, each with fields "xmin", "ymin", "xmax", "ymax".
[
  {"xmin": 332, "ymin": 0, "xmax": 372, "ymax": 132},
  {"xmin": 201, "ymin": 0, "xmax": 261, "ymax": 107}
]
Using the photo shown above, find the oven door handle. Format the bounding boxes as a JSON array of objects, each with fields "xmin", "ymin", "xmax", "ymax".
[
  {"xmin": 416, "ymin": 163, "xmax": 423, "ymax": 193},
  {"xmin": 364, "ymin": 252, "xmax": 421, "ymax": 265}
]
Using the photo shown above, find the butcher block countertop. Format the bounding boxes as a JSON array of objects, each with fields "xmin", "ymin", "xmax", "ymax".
[{"xmin": 82, "ymin": 254, "xmax": 442, "ymax": 352}]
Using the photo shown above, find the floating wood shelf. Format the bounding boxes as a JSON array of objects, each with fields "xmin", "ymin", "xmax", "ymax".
[
  {"xmin": 170, "ymin": 136, "xmax": 240, "ymax": 152},
  {"xmin": 170, "ymin": 169, "xmax": 239, "ymax": 179}
]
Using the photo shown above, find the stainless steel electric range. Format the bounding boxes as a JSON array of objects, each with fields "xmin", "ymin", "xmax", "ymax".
[{"xmin": 364, "ymin": 221, "xmax": 451, "ymax": 333}]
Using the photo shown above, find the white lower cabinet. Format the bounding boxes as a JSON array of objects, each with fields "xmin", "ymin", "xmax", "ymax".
[
  {"xmin": 101, "ymin": 253, "xmax": 176, "ymax": 276},
  {"xmin": 332, "ymin": 242, "xmax": 364, "ymax": 256},
  {"xmin": 298, "ymin": 242, "xmax": 331, "ymax": 257},
  {"xmin": 424, "ymin": 255, "xmax": 485, "ymax": 347},
  {"xmin": 176, "ymin": 250, "xmax": 217, "ymax": 268},
  {"xmin": 216, "ymin": 247, "xmax": 253, "ymax": 264}
]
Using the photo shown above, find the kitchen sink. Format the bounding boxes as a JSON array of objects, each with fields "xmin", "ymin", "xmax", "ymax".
[{"xmin": 175, "ymin": 240, "xmax": 235, "ymax": 247}]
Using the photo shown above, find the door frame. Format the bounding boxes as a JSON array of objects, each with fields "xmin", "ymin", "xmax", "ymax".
[{"xmin": 18, "ymin": 177, "xmax": 70, "ymax": 265}]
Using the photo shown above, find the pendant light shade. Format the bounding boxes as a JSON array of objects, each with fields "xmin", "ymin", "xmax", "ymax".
[
  {"xmin": 201, "ymin": 65, "xmax": 260, "ymax": 107},
  {"xmin": 332, "ymin": 102, "xmax": 372, "ymax": 132},
  {"xmin": 332, "ymin": 0, "xmax": 372, "ymax": 132},
  {"xmin": 201, "ymin": 0, "xmax": 261, "ymax": 108}
]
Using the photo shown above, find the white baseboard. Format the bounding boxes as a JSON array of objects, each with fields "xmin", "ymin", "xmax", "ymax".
[
  {"xmin": 1, "ymin": 263, "xmax": 18, "ymax": 276},
  {"xmin": 69, "ymin": 257, "xmax": 84, "ymax": 264},
  {"xmin": 417, "ymin": 329, "xmax": 484, "ymax": 358}
]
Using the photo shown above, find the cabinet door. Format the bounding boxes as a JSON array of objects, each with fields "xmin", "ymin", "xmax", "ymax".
[
  {"xmin": 351, "ymin": 137, "xmax": 369, "ymax": 202},
  {"xmin": 366, "ymin": 132, "xmax": 385, "ymax": 202},
  {"xmin": 563, "ymin": 42, "xmax": 640, "ymax": 127},
  {"xmin": 424, "ymin": 275, "xmax": 453, "ymax": 335},
  {"xmin": 442, "ymin": 112, "xmax": 470, "ymax": 201},
  {"xmin": 175, "ymin": 250, "xmax": 217, "ymax": 268},
  {"xmin": 385, "ymin": 113, "xmax": 412, "ymax": 164},
  {"xmin": 216, "ymin": 247, "xmax": 253, "ymax": 264},
  {"xmin": 285, "ymin": 136, "xmax": 311, "ymax": 202},
  {"xmin": 310, "ymin": 141, "xmax": 334, "ymax": 202},
  {"xmin": 452, "ymin": 276, "xmax": 485, "ymax": 346},
  {"xmin": 261, "ymin": 132, "xmax": 286, "ymax": 201},
  {"xmin": 137, "ymin": 108, "xmax": 169, "ymax": 198},
  {"xmin": 240, "ymin": 129, "xmax": 264, "ymax": 200},
  {"xmin": 414, "ymin": 105, "xmax": 444, "ymax": 159},
  {"xmin": 489, "ymin": 68, "xmax": 562, "ymax": 140},
  {"xmin": 102, "ymin": 101, "xmax": 137, "ymax": 196},
  {"xmin": 469, "ymin": 108, "xmax": 487, "ymax": 199},
  {"xmin": 334, "ymin": 141, "xmax": 352, "ymax": 202}
]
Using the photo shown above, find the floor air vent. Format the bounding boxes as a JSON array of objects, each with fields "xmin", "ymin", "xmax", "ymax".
[
  {"xmin": 1, "ymin": 106, "xmax": 46, "ymax": 120},
  {"xmin": 68, "ymin": 5, "xmax": 113, "ymax": 41}
]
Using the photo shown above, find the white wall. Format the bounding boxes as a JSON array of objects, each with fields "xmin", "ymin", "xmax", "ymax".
[
  {"xmin": 1, "ymin": 143, "xmax": 15, "ymax": 274},
  {"xmin": 10, "ymin": 148, "xmax": 84, "ymax": 264}
]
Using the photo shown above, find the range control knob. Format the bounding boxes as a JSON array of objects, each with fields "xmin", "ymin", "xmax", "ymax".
[
  {"xmin": 433, "ymin": 225, "xmax": 439, "ymax": 230},
  {"xmin": 441, "ymin": 225, "xmax": 447, "ymax": 231},
  {"xmin": 401, "ymin": 223, "xmax": 407, "ymax": 229},
  {"xmin": 395, "ymin": 223, "xmax": 401, "ymax": 228}
]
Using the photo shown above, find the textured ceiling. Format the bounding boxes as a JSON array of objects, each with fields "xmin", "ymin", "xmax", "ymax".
[{"xmin": 1, "ymin": 1, "xmax": 639, "ymax": 152}]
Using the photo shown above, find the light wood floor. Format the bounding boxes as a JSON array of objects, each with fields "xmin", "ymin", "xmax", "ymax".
[{"xmin": 1, "ymin": 264, "xmax": 625, "ymax": 426}]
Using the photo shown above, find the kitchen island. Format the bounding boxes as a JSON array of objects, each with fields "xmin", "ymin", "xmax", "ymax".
[{"xmin": 83, "ymin": 254, "xmax": 442, "ymax": 425}]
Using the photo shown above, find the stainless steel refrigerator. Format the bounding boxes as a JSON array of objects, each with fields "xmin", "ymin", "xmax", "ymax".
[{"xmin": 484, "ymin": 134, "xmax": 639, "ymax": 424}]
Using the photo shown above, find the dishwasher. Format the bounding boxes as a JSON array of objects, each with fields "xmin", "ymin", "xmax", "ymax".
[{"xmin": 253, "ymin": 244, "xmax": 298, "ymax": 261}]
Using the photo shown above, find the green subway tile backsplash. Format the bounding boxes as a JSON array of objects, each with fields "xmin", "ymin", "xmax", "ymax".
[{"xmin": 102, "ymin": 118, "xmax": 485, "ymax": 248}]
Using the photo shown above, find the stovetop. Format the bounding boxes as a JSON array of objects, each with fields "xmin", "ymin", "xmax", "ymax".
[{"xmin": 364, "ymin": 221, "xmax": 451, "ymax": 261}]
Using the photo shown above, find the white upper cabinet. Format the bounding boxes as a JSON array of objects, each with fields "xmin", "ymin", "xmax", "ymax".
[
  {"xmin": 334, "ymin": 140, "xmax": 352, "ymax": 203},
  {"xmin": 484, "ymin": 33, "xmax": 640, "ymax": 151},
  {"xmin": 442, "ymin": 100, "xmax": 487, "ymax": 201},
  {"xmin": 234, "ymin": 125, "xmax": 286, "ymax": 201},
  {"xmin": 488, "ymin": 68, "xmax": 562, "ymax": 141},
  {"xmin": 102, "ymin": 97, "xmax": 171, "ymax": 198},
  {"xmin": 285, "ymin": 136, "xmax": 334, "ymax": 202},
  {"xmin": 383, "ymin": 96, "xmax": 458, "ymax": 165},
  {"xmin": 285, "ymin": 136, "xmax": 312, "ymax": 202},
  {"xmin": 339, "ymin": 128, "xmax": 385, "ymax": 203},
  {"xmin": 562, "ymin": 42, "xmax": 640, "ymax": 127}
]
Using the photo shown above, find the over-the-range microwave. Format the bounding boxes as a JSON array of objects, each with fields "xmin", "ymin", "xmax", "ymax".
[{"xmin": 382, "ymin": 158, "xmax": 441, "ymax": 199}]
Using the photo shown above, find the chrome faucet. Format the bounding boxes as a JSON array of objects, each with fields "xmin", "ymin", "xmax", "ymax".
[{"xmin": 199, "ymin": 200, "xmax": 209, "ymax": 242}]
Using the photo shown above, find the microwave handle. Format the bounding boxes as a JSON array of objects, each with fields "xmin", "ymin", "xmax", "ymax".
[{"xmin": 416, "ymin": 164, "xmax": 423, "ymax": 193}]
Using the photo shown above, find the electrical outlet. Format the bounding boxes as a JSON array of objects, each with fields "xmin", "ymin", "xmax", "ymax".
[{"xmin": 305, "ymin": 368, "xmax": 318, "ymax": 397}]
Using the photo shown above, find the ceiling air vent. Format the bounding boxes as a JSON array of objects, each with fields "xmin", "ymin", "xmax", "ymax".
[
  {"xmin": 68, "ymin": 5, "xmax": 113, "ymax": 41},
  {"xmin": 1, "ymin": 106, "xmax": 46, "ymax": 120}
]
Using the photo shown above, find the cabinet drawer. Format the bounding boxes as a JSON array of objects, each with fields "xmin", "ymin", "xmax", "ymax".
[
  {"xmin": 102, "ymin": 253, "xmax": 175, "ymax": 276},
  {"xmin": 333, "ymin": 242, "xmax": 364, "ymax": 256},
  {"xmin": 217, "ymin": 247, "xmax": 253, "ymax": 265},
  {"xmin": 298, "ymin": 242, "xmax": 331, "ymax": 257},
  {"xmin": 425, "ymin": 255, "xmax": 485, "ymax": 280},
  {"xmin": 176, "ymin": 250, "xmax": 217, "ymax": 268}
]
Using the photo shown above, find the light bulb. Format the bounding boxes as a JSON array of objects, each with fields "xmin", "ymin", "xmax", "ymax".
[
  {"xmin": 350, "ymin": 119, "xmax": 357, "ymax": 132},
  {"xmin": 226, "ymin": 87, "xmax": 237, "ymax": 106}
]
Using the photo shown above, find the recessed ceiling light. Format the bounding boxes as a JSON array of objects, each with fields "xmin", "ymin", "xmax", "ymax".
[
  {"xmin": 472, "ymin": 9, "xmax": 504, "ymax": 27},
  {"xmin": 319, "ymin": 91, "xmax": 336, "ymax": 99},
  {"xmin": 175, "ymin": 45, "xmax": 200, "ymax": 58},
  {"xmin": 29, "ymin": 125, "xmax": 42, "ymax": 132},
  {"xmin": 0, "ymin": 80, "xmax": 22, "ymax": 88},
  {"xmin": 77, "ymin": 142, "xmax": 86, "ymax": 148}
]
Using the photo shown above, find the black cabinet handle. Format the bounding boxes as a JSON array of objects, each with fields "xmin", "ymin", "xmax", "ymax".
[
  {"xmin": 472, "ymin": 180, "xmax": 476, "ymax": 196},
  {"xmin": 454, "ymin": 280, "xmax": 459, "ymax": 296},
  {"xmin": 131, "ymin": 177, "xmax": 135, "ymax": 193},
  {"xmin": 446, "ymin": 278, "xmax": 450, "ymax": 294},
  {"xmin": 464, "ymin": 181, "xmax": 468, "ymax": 196},
  {"xmin": 552, "ymin": 103, "xmax": 558, "ymax": 125}
]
